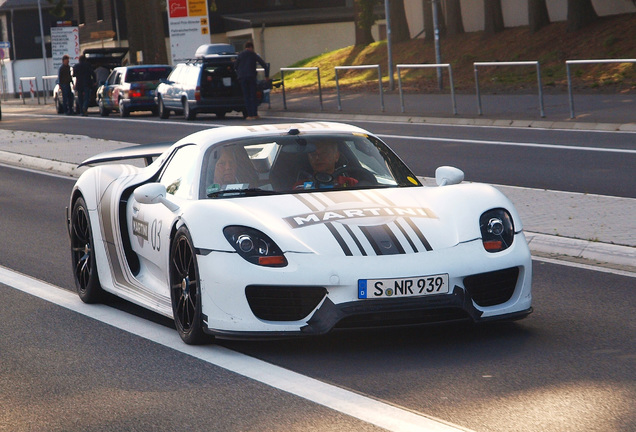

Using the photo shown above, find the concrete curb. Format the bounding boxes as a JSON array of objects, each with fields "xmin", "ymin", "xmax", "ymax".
[
  {"xmin": 261, "ymin": 108, "xmax": 636, "ymax": 132},
  {"xmin": 0, "ymin": 150, "xmax": 87, "ymax": 178}
]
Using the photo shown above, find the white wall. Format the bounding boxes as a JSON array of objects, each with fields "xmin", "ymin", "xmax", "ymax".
[{"xmin": 4, "ymin": 58, "xmax": 56, "ymax": 97}]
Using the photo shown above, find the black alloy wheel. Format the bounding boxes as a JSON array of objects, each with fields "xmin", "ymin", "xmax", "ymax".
[
  {"xmin": 169, "ymin": 226, "xmax": 212, "ymax": 345},
  {"xmin": 70, "ymin": 197, "xmax": 104, "ymax": 303}
]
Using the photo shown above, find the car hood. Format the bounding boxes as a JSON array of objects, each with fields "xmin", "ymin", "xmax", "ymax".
[{"xmin": 185, "ymin": 184, "xmax": 522, "ymax": 256}]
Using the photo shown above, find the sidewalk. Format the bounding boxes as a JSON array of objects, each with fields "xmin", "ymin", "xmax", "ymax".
[{"xmin": 0, "ymin": 92, "xmax": 634, "ymax": 273}]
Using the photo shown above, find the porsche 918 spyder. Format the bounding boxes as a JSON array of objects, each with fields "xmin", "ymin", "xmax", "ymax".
[{"xmin": 67, "ymin": 122, "xmax": 532, "ymax": 344}]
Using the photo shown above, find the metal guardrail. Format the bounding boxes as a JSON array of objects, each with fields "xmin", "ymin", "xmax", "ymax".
[
  {"xmin": 474, "ymin": 61, "xmax": 545, "ymax": 118},
  {"xmin": 280, "ymin": 67, "xmax": 322, "ymax": 111},
  {"xmin": 566, "ymin": 58, "xmax": 636, "ymax": 118},
  {"xmin": 396, "ymin": 63, "xmax": 457, "ymax": 115},
  {"xmin": 334, "ymin": 65, "xmax": 384, "ymax": 112}
]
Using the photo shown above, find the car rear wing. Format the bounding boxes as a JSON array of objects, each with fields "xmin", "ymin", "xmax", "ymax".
[{"xmin": 79, "ymin": 142, "xmax": 173, "ymax": 167}]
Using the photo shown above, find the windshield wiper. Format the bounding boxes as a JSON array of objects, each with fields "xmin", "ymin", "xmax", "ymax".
[{"xmin": 207, "ymin": 188, "xmax": 281, "ymax": 198}]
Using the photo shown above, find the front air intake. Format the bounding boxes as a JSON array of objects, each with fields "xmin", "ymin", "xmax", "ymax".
[
  {"xmin": 463, "ymin": 267, "xmax": 519, "ymax": 307},
  {"xmin": 245, "ymin": 286, "xmax": 327, "ymax": 321}
]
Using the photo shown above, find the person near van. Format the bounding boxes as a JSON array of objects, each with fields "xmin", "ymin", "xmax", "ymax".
[
  {"xmin": 73, "ymin": 55, "xmax": 95, "ymax": 116},
  {"xmin": 58, "ymin": 54, "xmax": 74, "ymax": 115},
  {"xmin": 235, "ymin": 41, "xmax": 269, "ymax": 120}
]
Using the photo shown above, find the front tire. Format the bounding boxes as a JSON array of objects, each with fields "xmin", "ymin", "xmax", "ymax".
[
  {"xmin": 169, "ymin": 226, "xmax": 212, "ymax": 345},
  {"xmin": 183, "ymin": 100, "xmax": 196, "ymax": 120},
  {"xmin": 158, "ymin": 97, "xmax": 170, "ymax": 119},
  {"xmin": 70, "ymin": 197, "xmax": 104, "ymax": 303},
  {"xmin": 98, "ymin": 98, "xmax": 110, "ymax": 116}
]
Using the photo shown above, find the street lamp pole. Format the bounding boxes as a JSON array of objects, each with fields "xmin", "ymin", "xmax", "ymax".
[
  {"xmin": 37, "ymin": 0, "xmax": 49, "ymax": 79},
  {"xmin": 431, "ymin": 0, "xmax": 443, "ymax": 90},
  {"xmin": 384, "ymin": 0, "xmax": 394, "ymax": 91}
]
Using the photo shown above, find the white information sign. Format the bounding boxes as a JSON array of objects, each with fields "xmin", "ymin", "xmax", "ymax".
[
  {"xmin": 51, "ymin": 23, "xmax": 80, "ymax": 73},
  {"xmin": 167, "ymin": 0, "xmax": 210, "ymax": 64}
]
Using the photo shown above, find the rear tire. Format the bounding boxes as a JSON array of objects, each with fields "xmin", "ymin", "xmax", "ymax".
[
  {"xmin": 119, "ymin": 98, "xmax": 130, "ymax": 117},
  {"xmin": 70, "ymin": 197, "xmax": 104, "ymax": 303},
  {"xmin": 169, "ymin": 226, "xmax": 213, "ymax": 345}
]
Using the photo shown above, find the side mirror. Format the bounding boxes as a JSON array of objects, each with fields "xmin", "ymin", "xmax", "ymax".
[
  {"xmin": 133, "ymin": 183, "xmax": 179, "ymax": 211},
  {"xmin": 435, "ymin": 166, "xmax": 464, "ymax": 186}
]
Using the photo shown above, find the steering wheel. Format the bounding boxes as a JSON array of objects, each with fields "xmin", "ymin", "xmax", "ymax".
[{"xmin": 332, "ymin": 166, "xmax": 377, "ymax": 186}]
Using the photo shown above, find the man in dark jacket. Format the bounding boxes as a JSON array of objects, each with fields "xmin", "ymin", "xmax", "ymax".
[
  {"xmin": 58, "ymin": 54, "xmax": 74, "ymax": 115},
  {"xmin": 235, "ymin": 41, "xmax": 269, "ymax": 120},
  {"xmin": 73, "ymin": 54, "xmax": 95, "ymax": 116}
]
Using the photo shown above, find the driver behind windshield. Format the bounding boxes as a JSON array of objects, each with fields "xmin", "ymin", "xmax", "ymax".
[{"xmin": 294, "ymin": 141, "xmax": 358, "ymax": 189}]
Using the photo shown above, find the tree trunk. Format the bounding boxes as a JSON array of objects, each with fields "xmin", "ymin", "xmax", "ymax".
[
  {"xmin": 390, "ymin": 0, "xmax": 411, "ymax": 42},
  {"xmin": 423, "ymin": 0, "xmax": 433, "ymax": 39},
  {"xmin": 354, "ymin": 0, "xmax": 376, "ymax": 45},
  {"xmin": 446, "ymin": 0, "xmax": 465, "ymax": 36},
  {"xmin": 124, "ymin": 0, "xmax": 168, "ymax": 64},
  {"xmin": 528, "ymin": 0, "xmax": 550, "ymax": 32},
  {"xmin": 484, "ymin": 0, "xmax": 504, "ymax": 34},
  {"xmin": 567, "ymin": 0, "xmax": 599, "ymax": 31}
]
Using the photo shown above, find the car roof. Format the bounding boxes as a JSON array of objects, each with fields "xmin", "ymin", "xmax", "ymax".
[{"xmin": 173, "ymin": 122, "xmax": 371, "ymax": 150}]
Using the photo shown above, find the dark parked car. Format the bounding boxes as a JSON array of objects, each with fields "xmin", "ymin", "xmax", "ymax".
[
  {"xmin": 54, "ymin": 47, "xmax": 128, "ymax": 114},
  {"xmin": 155, "ymin": 44, "xmax": 247, "ymax": 120},
  {"xmin": 97, "ymin": 65, "xmax": 172, "ymax": 117}
]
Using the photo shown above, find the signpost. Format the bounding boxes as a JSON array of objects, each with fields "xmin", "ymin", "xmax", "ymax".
[
  {"xmin": 166, "ymin": 0, "xmax": 210, "ymax": 64},
  {"xmin": 51, "ymin": 21, "xmax": 80, "ymax": 73}
]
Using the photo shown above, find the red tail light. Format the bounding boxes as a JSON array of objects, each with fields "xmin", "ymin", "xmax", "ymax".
[
  {"xmin": 195, "ymin": 86, "xmax": 201, "ymax": 102},
  {"xmin": 129, "ymin": 89, "xmax": 143, "ymax": 98}
]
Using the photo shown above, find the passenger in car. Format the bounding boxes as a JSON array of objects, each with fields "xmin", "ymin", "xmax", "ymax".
[{"xmin": 213, "ymin": 147, "xmax": 239, "ymax": 185}]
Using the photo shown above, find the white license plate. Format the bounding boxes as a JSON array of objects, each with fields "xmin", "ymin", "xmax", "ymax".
[
  {"xmin": 358, "ymin": 274, "xmax": 449, "ymax": 299},
  {"xmin": 223, "ymin": 77, "xmax": 232, "ymax": 87}
]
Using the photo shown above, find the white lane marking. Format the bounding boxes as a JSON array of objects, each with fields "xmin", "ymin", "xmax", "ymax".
[
  {"xmin": 0, "ymin": 265, "xmax": 471, "ymax": 432},
  {"xmin": 378, "ymin": 134, "xmax": 636, "ymax": 154}
]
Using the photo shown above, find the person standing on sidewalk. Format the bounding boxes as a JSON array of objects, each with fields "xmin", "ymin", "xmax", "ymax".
[
  {"xmin": 73, "ymin": 55, "xmax": 95, "ymax": 116},
  {"xmin": 235, "ymin": 41, "xmax": 269, "ymax": 120},
  {"xmin": 58, "ymin": 54, "xmax": 74, "ymax": 115}
]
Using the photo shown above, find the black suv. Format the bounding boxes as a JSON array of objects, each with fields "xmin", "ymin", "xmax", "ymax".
[{"xmin": 155, "ymin": 44, "xmax": 246, "ymax": 120}]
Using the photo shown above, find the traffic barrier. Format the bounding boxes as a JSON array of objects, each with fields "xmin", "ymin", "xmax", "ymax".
[
  {"xmin": 19, "ymin": 77, "xmax": 40, "ymax": 105},
  {"xmin": 474, "ymin": 61, "xmax": 545, "ymax": 118},
  {"xmin": 335, "ymin": 65, "xmax": 384, "ymax": 112},
  {"xmin": 280, "ymin": 67, "xmax": 322, "ymax": 111},
  {"xmin": 566, "ymin": 58, "xmax": 636, "ymax": 118},
  {"xmin": 396, "ymin": 63, "xmax": 457, "ymax": 115}
]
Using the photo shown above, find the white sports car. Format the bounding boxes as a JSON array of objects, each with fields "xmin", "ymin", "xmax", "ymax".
[{"xmin": 67, "ymin": 122, "xmax": 532, "ymax": 344}]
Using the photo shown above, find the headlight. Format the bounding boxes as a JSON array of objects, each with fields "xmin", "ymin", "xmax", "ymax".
[
  {"xmin": 479, "ymin": 209, "xmax": 514, "ymax": 253},
  {"xmin": 223, "ymin": 226, "xmax": 287, "ymax": 267}
]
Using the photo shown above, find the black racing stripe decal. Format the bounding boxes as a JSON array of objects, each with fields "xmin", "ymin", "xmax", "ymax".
[
  {"xmin": 383, "ymin": 224, "xmax": 405, "ymax": 254},
  {"xmin": 325, "ymin": 223, "xmax": 353, "ymax": 256},
  {"xmin": 360, "ymin": 225, "xmax": 403, "ymax": 255},
  {"xmin": 405, "ymin": 218, "xmax": 433, "ymax": 251},
  {"xmin": 342, "ymin": 224, "xmax": 367, "ymax": 256},
  {"xmin": 395, "ymin": 219, "xmax": 419, "ymax": 253},
  {"xmin": 294, "ymin": 194, "xmax": 320, "ymax": 212}
]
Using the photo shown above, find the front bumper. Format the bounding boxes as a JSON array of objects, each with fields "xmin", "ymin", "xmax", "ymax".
[{"xmin": 197, "ymin": 234, "xmax": 533, "ymax": 338}]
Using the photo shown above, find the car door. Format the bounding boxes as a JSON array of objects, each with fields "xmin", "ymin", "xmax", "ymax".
[
  {"xmin": 128, "ymin": 144, "xmax": 200, "ymax": 297},
  {"xmin": 164, "ymin": 65, "xmax": 182, "ymax": 109}
]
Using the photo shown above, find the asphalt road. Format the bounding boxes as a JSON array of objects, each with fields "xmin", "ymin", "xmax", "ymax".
[
  {"xmin": 3, "ymin": 108, "xmax": 635, "ymax": 198},
  {"xmin": 0, "ymin": 125, "xmax": 634, "ymax": 431}
]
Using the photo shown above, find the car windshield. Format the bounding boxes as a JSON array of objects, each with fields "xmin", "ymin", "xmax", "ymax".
[
  {"xmin": 200, "ymin": 133, "xmax": 420, "ymax": 199},
  {"xmin": 126, "ymin": 67, "xmax": 172, "ymax": 82}
]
